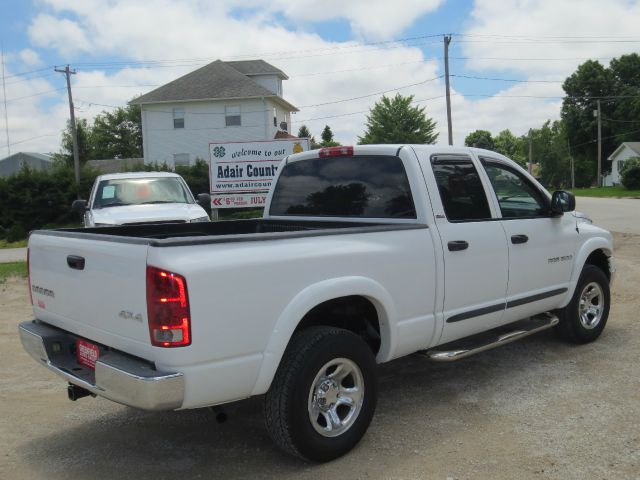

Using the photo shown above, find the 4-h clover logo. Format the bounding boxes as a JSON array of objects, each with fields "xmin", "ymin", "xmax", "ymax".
[{"xmin": 212, "ymin": 146, "xmax": 226, "ymax": 158}]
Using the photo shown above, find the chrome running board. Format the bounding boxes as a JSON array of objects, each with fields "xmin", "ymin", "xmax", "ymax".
[{"xmin": 422, "ymin": 313, "xmax": 559, "ymax": 362}]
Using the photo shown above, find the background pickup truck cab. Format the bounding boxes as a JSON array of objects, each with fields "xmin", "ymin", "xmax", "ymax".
[
  {"xmin": 72, "ymin": 171, "xmax": 210, "ymax": 226},
  {"xmin": 21, "ymin": 145, "xmax": 614, "ymax": 462}
]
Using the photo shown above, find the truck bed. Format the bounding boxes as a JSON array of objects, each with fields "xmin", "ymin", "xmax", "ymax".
[{"xmin": 34, "ymin": 218, "xmax": 426, "ymax": 247}]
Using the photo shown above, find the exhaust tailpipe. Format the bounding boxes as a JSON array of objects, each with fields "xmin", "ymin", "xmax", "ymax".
[{"xmin": 67, "ymin": 383, "xmax": 95, "ymax": 401}]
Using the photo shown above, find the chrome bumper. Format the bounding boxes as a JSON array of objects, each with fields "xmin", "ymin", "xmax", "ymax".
[{"xmin": 19, "ymin": 320, "xmax": 184, "ymax": 411}]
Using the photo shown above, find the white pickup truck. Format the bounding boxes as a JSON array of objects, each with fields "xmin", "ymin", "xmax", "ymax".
[
  {"xmin": 71, "ymin": 171, "xmax": 211, "ymax": 227},
  {"xmin": 20, "ymin": 145, "xmax": 614, "ymax": 462}
]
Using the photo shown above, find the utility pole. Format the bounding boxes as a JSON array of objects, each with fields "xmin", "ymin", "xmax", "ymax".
[
  {"xmin": 1, "ymin": 46, "xmax": 9, "ymax": 156},
  {"xmin": 528, "ymin": 128, "xmax": 533, "ymax": 174},
  {"xmin": 444, "ymin": 34, "xmax": 453, "ymax": 146},
  {"xmin": 596, "ymin": 99, "xmax": 602, "ymax": 187},
  {"xmin": 568, "ymin": 139, "xmax": 575, "ymax": 189},
  {"xmin": 55, "ymin": 65, "xmax": 80, "ymax": 186}
]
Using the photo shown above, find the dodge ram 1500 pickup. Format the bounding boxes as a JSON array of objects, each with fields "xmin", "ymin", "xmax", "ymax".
[{"xmin": 20, "ymin": 145, "xmax": 614, "ymax": 462}]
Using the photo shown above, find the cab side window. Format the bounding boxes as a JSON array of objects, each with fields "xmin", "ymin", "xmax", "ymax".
[
  {"xmin": 431, "ymin": 155, "xmax": 492, "ymax": 221},
  {"xmin": 482, "ymin": 161, "xmax": 548, "ymax": 218}
]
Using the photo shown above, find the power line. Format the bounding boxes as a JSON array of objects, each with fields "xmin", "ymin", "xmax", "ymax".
[
  {"xmin": 601, "ymin": 117, "xmax": 640, "ymax": 123},
  {"xmin": 451, "ymin": 74, "xmax": 564, "ymax": 83},
  {"xmin": 0, "ymin": 65, "xmax": 56, "ymax": 81},
  {"xmin": 299, "ymin": 75, "xmax": 443, "ymax": 108},
  {"xmin": 0, "ymin": 132, "xmax": 59, "ymax": 150}
]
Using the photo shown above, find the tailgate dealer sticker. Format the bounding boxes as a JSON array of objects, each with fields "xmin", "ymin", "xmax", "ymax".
[{"xmin": 77, "ymin": 340, "xmax": 99, "ymax": 370}]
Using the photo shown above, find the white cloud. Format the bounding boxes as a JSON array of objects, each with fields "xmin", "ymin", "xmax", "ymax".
[
  {"xmin": 28, "ymin": 14, "xmax": 91, "ymax": 56},
  {"xmin": 463, "ymin": 0, "xmax": 640, "ymax": 75},
  {"xmin": 264, "ymin": 0, "xmax": 444, "ymax": 39},
  {"xmin": 18, "ymin": 49, "xmax": 43, "ymax": 67},
  {"xmin": 6, "ymin": 0, "xmax": 639, "ymax": 158},
  {"xmin": 448, "ymin": 0, "xmax": 640, "ymax": 141}
]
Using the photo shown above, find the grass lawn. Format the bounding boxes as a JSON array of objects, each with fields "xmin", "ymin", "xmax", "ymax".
[
  {"xmin": 0, "ymin": 238, "xmax": 28, "ymax": 249},
  {"xmin": 0, "ymin": 261, "xmax": 27, "ymax": 282},
  {"xmin": 570, "ymin": 186, "xmax": 640, "ymax": 198}
]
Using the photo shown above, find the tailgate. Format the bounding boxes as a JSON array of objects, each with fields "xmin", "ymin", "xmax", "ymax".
[{"xmin": 28, "ymin": 232, "xmax": 153, "ymax": 361}]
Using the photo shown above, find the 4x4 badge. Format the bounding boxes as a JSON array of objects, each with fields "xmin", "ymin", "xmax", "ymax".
[{"xmin": 119, "ymin": 311, "xmax": 143, "ymax": 322}]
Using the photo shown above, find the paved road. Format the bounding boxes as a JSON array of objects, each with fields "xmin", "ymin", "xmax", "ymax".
[
  {"xmin": 0, "ymin": 247, "xmax": 27, "ymax": 263},
  {"xmin": 576, "ymin": 196, "xmax": 640, "ymax": 235}
]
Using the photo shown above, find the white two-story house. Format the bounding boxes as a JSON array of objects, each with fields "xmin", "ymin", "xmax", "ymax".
[{"xmin": 131, "ymin": 60, "xmax": 298, "ymax": 167}]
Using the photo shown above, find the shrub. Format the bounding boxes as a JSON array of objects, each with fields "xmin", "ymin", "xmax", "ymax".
[
  {"xmin": 620, "ymin": 157, "xmax": 640, "ymax": 190},
  {"xmin": 0, "ymin": 162, "xmax": 100, "ymax": 240}
]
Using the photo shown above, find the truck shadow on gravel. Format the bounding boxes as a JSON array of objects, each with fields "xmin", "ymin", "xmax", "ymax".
[{"xmin": 19, "ymin": 328, "xmax": 620, "ymax": 480}]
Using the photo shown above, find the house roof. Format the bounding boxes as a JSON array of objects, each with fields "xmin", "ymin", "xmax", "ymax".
[
  {"xmin": 130, "ymin": 59, "xmax": 297, "ymax": 111},
  {"xmin": 0, "ymin": 152, "xmax": 53, "ymax": 163},
  {"xmin": 608, "ymin": 142, "xmax": 640, "ymax": 161},
  {"xmin": 224, "ymin": 60, "xmax": 288, "ymax": 79}
]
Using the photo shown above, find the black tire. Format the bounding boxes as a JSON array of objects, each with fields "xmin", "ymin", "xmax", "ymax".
[
  {"xmin": 556, "ymin": 264, "xmax": 610, "ymax": 344},
  {"xmin": 264, "ymin": 326, "xmax": 378, "ymax": 462}
]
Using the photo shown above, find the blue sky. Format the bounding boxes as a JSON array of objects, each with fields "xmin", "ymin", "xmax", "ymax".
[{"xmin": 1, "ymin": 0, "xmax": 639, "ymax": 156}]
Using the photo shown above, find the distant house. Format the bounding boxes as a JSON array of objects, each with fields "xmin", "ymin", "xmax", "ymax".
[
  {"xmin": 603, "ymin": 142, "xmax": 640, "ymax": 186},
  {"xmin": 130, "ymin": 59, "xmax": 298, "ymax": 167},
  {"xmin": 0, "ymin": 152, "xmax": 54, "ymax": 177}
]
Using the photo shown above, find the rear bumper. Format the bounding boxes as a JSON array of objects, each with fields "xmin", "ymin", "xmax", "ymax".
[{"xmin": 19, "ymin": 320, "xmax": 184, "ymax": 411}]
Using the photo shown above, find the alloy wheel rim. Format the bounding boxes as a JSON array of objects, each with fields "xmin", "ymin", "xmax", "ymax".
[
  {"xmin": 578, "ymin": 281, "xmax": 604, "ymax": 330},
  {"xmin": 307, "ymin": 358, "xmax": 364, "ymax": 438}
]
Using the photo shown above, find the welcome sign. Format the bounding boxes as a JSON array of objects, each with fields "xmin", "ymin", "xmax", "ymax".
[{"xmin": 209, "ymin": 139, "xmax": 309, "ymax": 208}]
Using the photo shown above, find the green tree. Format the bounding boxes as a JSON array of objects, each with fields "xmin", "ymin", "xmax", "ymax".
[
  {"xmin": 620, "ymin": 157, "xmax": 640, "ymax": 189},
  {"xmin": 297, "ymin": 124, "xmax": 319, "ymax": 148},
  {"xmin": 464, "ymin": 130, "xmax": 495, "ymax": 150},
  {"xmin": 494, "ymin": 129, "xmax": 526, "ymax": 166},
  {"xmin": 91, "ymin": 104, "xmax": 142, "ymax": 159},
  {"xmin": 531, "ymin": 121, "xmax": 571, "ymax": 188},
  {"xmin": 359, "ymin": 94, "xmax": 438, "ymax": 145},
  {"xmin": 54, "ymin": 118, "xmax": 94, "ymax": 166},
  {"xmin": 320, "ymin": 124, "xmax": 340, "ymax": 147},
  {"xmin": 321, "ymin": 125, "xmax": 333, "ymax": 143},
  {"xmin": 561, "ymin": 54, "xmax": 640, "ymax": 184}
]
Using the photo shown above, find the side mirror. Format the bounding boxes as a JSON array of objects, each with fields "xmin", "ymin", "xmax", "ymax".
[
  {"xmin": 72, "ymin": 199, "xmax": 88, "ymax": 213},
  {"xmin": 196, "ymin": 193, "xmax": 211, "ymax": 207},
  {"xmin": 551, "ymin": 190, "xmax": 575, "ymax": 215}
]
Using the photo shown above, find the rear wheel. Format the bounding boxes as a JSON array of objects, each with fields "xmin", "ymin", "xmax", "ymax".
[
  {"xmin": 556, "ymin": 264, "xmax": 610, "ymax": 343},
  {"xmin": 264, "ymin": 326, "xmax": 378, "ymax": 462}
]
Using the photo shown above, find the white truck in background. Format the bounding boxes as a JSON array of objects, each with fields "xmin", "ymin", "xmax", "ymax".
[
  {"xmin": 21, "ymin": 145, "xmax": 614, "ymax": 462},
  {"xmin": 72, "ymin": 171, "xmax": 210, "ymax": 226}
]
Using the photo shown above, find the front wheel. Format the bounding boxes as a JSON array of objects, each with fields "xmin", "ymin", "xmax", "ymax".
[
  {"xmin": 264, "ymin": 326, "xmax": 378, "ymax": 462},
  {"xmin": 556, "ymin": 264, "xmax": 610, "ymax": 343}
]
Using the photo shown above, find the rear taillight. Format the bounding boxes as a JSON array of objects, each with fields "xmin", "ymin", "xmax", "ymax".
[
  {"xmin": 318, "ymin": 146, "xmax": 354, "ymax": 157},
  {"xmin": 27, "ymin": 248, "xmax": 33, "ymax": 305},
  {"xmin": 146, "ymin": 266, "xmax": 191, "ymax": 347}
]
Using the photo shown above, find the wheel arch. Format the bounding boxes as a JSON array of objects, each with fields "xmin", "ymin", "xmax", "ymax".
[
  {"xmin": 562, "ymin": 238, "xmax": 613, "ymax": 308},
  {"xmin": 251, "ymin": 276, "xmax": 396, "ymax": 396}
]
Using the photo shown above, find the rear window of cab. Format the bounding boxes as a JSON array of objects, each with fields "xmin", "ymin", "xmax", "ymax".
[{"xmin": 269, "ymin": 155, "xmax": 416, "ymax": 218}]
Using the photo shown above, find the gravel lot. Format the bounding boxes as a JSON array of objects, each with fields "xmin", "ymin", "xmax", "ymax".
[{"xmin": 1, "ymin": 232, "xmax": 638, "ymax": 480}]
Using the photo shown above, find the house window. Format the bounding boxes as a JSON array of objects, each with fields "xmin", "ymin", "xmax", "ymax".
[
  {"xmin": 173, "ymin": 153, "xmax": 190, "ymax": 167},
  {"xmin": 273, "ymin": 107, "xmax": 277, "ymax": 127},
  {"xmin": 618, "ymin": 160, "xmax": 625, "ymax": 173},
  {"xmin": 173, "ymin": 108, "xmax": 185, "ymax": 129},
  {"xmin": 225, "ymin": 105, "xmax": 241, "ymax": 126}
]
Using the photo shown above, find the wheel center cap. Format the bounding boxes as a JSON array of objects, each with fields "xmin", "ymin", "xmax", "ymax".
[{"xmin": 315, "ymin": 379, "xmax": 339, "ymax": 410}]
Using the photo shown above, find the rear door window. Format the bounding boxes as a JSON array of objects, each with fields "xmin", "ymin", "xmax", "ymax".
[{"xmin": 269, "ymin": 156, "xmax": 416, "ymax": 218}]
